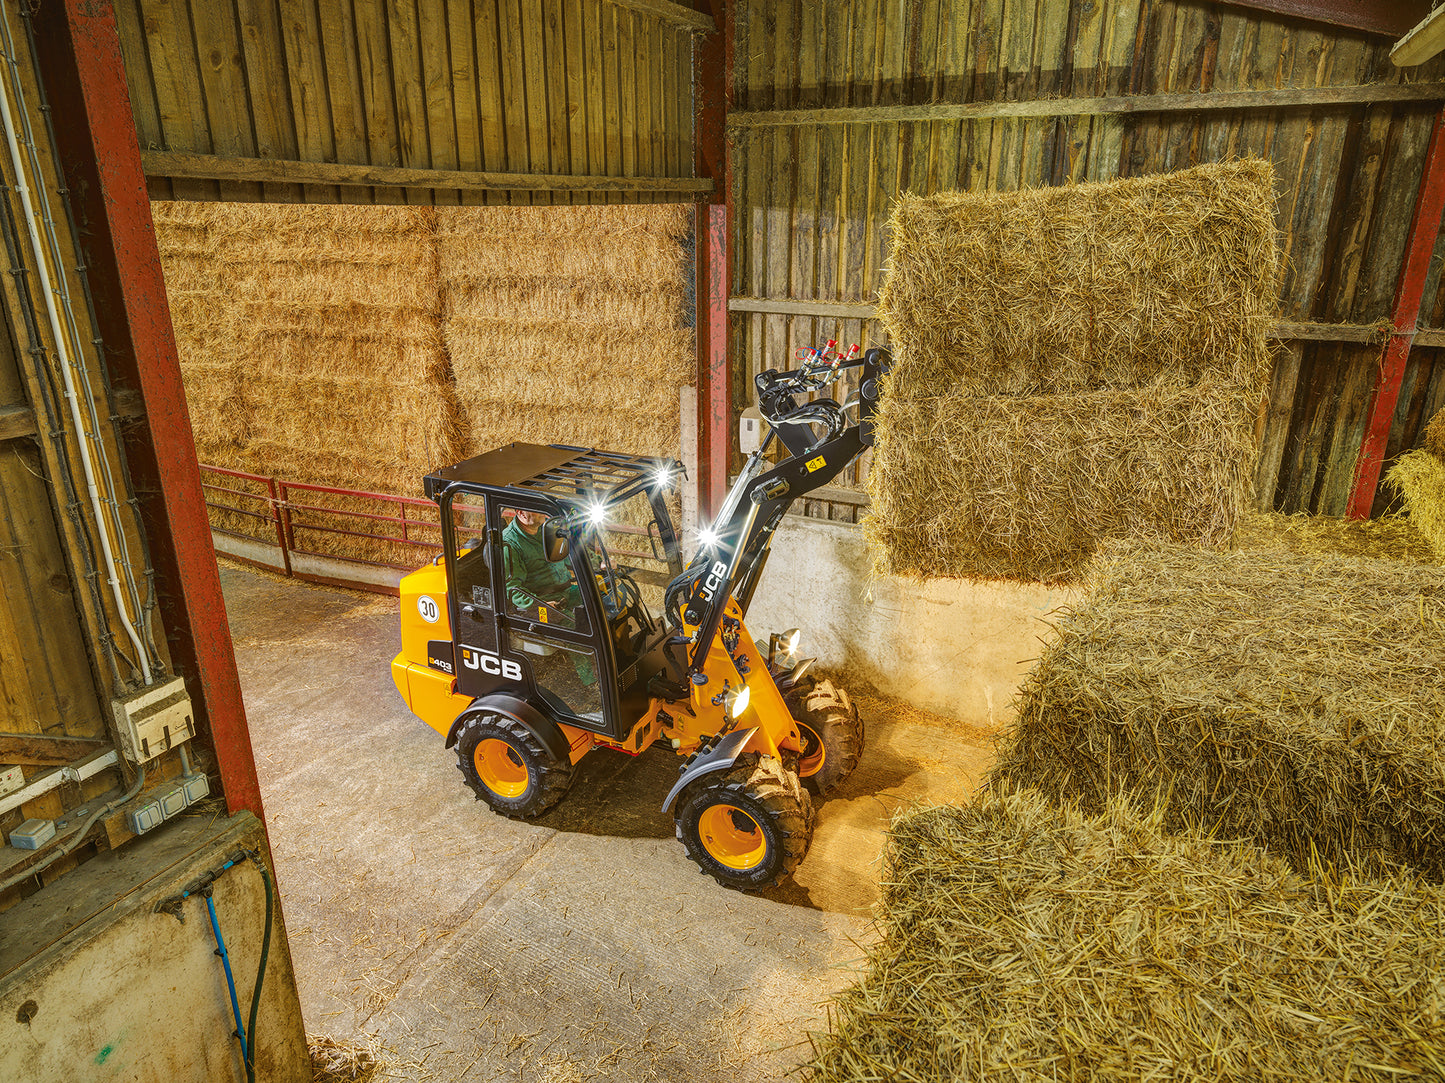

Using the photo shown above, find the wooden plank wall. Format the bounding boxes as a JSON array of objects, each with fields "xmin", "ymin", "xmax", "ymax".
[
  {"xmin": 116, "ymin": 0, "xmax": 698, "ymax": 204},
  {"xmin": 730, "ymin": 0, "xmax": 1445, "ymax": 517}
]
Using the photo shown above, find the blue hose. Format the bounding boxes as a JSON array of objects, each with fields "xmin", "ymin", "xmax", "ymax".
[{"xmin": 205, "ymin": 892, "xmax": 253, "ymax": 1079}]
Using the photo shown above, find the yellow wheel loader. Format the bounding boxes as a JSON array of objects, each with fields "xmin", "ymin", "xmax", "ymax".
[{"xmin": 392, "ymin": 346, "xmax": 888, "ymax": 889}]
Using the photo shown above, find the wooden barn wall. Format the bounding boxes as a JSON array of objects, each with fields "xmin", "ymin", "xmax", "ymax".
[
  {"xmin": 115, "ymin": 0, "xmax": 697, "ymax": 205},
  {"xmin": 729, "ymin": 0, "xmax": 1445, "ymax": 517}
]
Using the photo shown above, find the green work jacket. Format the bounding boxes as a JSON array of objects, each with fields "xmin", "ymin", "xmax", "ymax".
[{"xmin": 502, "ymin": 518, "xmax": 575, "ymax": 612}]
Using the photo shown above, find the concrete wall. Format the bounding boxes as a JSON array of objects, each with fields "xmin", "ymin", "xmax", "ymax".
[
  {"xmin": 746, "ymin": 516, "xmax": 1075, "ymax": 730},
  {"xmin": 1, "ymin": 813, "xmax": 309, "ymax": 1083}
]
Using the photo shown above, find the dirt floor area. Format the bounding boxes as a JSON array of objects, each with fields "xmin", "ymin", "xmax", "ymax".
[{"xmin": 220, "ymin": 563, "xmax": 997, "ymax": 1082}]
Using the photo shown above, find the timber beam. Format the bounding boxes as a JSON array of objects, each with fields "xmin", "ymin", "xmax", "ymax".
[
  {"xmin": 728, "ymin": 83, "xmax": 1445, "ymax": 129},
  {"xmin": 141, "ymin": 151, "xmax": 714, "ymax": 197}
]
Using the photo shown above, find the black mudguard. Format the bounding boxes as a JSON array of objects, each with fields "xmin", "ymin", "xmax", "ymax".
[
  {"xmin": 661, "ymin": 727, "xmax": 757, "ymax": 814},
  {"xmin": 444, "ymin": 693, "xmax": 573, "ymax": 766}
]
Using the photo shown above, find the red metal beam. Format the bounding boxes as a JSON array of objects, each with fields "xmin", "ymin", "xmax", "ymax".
[
  {"xmin": 32, "ymin": 0, "xmax": 266, "ymax": 821},
  {"xmin": 694, "ymin": 0, "xmax": 730, "ymax": 519},
  {"xmin": 1348, "ymin": 104, "xmax": 1445, "ymax": 519}
]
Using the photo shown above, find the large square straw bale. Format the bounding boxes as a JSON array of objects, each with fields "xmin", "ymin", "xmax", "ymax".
[
  {"xmin": 867, "ymin": 161, "xmax": 1280, "ymax": 582},
  {"xmin": 865, "ymin": 379, "xmax": 1258, "ymax": 582},
  {"xmin": 990, "ymin": 539, "xmax": 1445, "ymax": 879},
  {"xmin": 806, "ymin": 791, "xmax": 1445, "ymax": 1083},
  {"xmin": 438, "ymin": 204, "xmax": 693, "ymax": 459}
]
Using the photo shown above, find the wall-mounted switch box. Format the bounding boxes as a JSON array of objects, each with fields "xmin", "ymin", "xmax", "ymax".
[
  {"xmin": 127, "ymin": 800, "xmax": 164, "ymax": 835},
  {"xmin": 181, "ymin": 773, "xmax": 209, "ymax": 804},
  {"xmin": 111, "ymin": 677, "xmax": 194, "ymax": 764},
  {"xmin": 9, "ymin": 818, "xmax": 55, "ymax": 850},
  {"xmin": 739, "ymin": 407, "xmax": 764, "ymax": 454},
  {"xmin": 157, "ymin": 783, "xmax": 189, "ymax": 819}
]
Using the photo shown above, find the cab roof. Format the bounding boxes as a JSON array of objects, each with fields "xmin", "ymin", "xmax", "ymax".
[{"xmin": 424, "ymin": 443, "xmax": 681, "ymax": 509}]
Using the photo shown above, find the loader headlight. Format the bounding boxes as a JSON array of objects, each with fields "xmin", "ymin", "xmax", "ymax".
[
  {"xmin": 587, "ymin": 503, "xmax": 607, "ymax": 526},
  {"xmin": 698, "ymin": 527, "xmax": 719, "ymax": 549},
  {"xmin": 730, "ymin": 683, "xmax": 751, "ymax": 719},
  {"xmin": 653, "ymin": 467, "xmax": 672, "ymax": 489},
  {"xmin": 768, "ymin": 628, "xmax": 801, "ymax": 666}
]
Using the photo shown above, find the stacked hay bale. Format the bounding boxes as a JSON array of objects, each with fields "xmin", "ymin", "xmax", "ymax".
[
  {"xmin": 806, "ymin": 792, "xmax": 1445, "ymax": 1083},
  {"xmin": 990, "ymin": 538, "xmax": 1445, "ymax": 879},
  {"xmin": 438, "ymin": 204, "xmax": 693, "ymax": 459},
  {"xmin": 154, "ymin": 202, "xmax": 464, "ymax": 563},
  {"xmin": 866, "ymin": 161, "xmax": 1280, "ymax": 583},
  {"xmin": 1386, "ymin": 409, "xmax": 1445, "ymax": 559}
]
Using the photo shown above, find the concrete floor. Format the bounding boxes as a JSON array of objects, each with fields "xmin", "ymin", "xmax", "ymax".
[{"xmin": 221, "ymin": 563, "xmax": 996, "ymax": 1082}]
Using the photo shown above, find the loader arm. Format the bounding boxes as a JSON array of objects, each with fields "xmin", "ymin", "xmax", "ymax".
[{"xmin": 668, "ymin": 346, "xmax": 891, "ymax": 677}]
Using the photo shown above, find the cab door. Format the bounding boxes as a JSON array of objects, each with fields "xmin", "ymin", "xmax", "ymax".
[
  {"xmin": 441, "ymin": 490, "xmax": 510, "ymax": 696},
  {"xmin": 490, "ymin": 499, "xmax": 615, "ymax": 733}
]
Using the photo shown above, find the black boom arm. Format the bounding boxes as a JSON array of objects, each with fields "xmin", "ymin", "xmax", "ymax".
[{"xmin": 666, "ymin": 346, "xmax": 891, "ymax": 676}]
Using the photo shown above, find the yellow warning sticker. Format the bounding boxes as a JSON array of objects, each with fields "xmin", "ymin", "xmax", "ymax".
[
  {"xmin": 806, "ymin": 455, "xmax": 827, "ymax": 473},
  {"xmin": 538, "ymin": 606, "xmax": 548, "ymax": 624}
]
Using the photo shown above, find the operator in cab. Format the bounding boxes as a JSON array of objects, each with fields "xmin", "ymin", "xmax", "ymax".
[{"xmin": 502, "ymin": 508, "xmax": 595, "ymax": 685}]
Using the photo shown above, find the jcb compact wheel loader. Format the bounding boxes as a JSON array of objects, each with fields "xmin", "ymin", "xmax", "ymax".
[{"xmin": 391, "ymin": 345, "xmax": 889, "ymax": 890}]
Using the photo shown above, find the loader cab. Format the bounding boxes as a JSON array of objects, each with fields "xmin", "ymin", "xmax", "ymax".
[{"xmin": 425, "ymin": 443, "xmax": 685, "ymax": 742}]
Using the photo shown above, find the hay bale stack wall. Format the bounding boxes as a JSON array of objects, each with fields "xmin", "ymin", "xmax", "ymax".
[
  {"xmin": 438, "ymin": 205, "xmax": 693, "ymax": 459},
  {"xmin": 867, "ymin": 161, "xmax": 1280, "ymax": 584},
  {"xmin": 991, "ymin": 538, "xmax": 1445, "ymax": 880},
  {"xmin": 807, "ymin": 792, "xmax": 1445, "ymax": 1083},
  {"xmin": 154, "ymin": 202, "xmax": 693, "ymax": 560},
  {"xmin": 1386, "ymin": 446, "xmax": 1445, "ymax": 561}
]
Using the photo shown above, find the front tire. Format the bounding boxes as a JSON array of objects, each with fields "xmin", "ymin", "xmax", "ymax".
[
  {"xmin": 675, "ymin": 754, "xmax": 814, "ymax": 891},
  {"xmin": 785, "ymin": 677, "xmax": 864, "ymax": 795},
  {"xmin": 455, "ymin": 711, "xmax": 572, "ymax": 819}
]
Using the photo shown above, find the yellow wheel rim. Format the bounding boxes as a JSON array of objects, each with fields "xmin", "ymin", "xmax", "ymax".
[
  {"xmin": 797, "ymin": 722, "xmax": 826, "ymax": 779},
  {"xmin": 698, "ymin": 804, "xmax": 768, "ymax": 871},
  {"xmin": 475, "ymin": 738, "xmax": 529, "ymax": 798}
]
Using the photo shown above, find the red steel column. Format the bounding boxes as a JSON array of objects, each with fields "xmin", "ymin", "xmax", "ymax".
[
  {"xmin": 1348, "ymin": 104, "xmax": 1445, "ymax": 519},
  {"xmin": 694, "ymin": 0, "xmax": 731, "ymax": 519},
  {"xmin": 33, "ymin": 1, "xmax": 265, "ymax": 820}
]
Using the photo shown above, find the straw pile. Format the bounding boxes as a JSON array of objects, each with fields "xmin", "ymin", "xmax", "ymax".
[
  {"xmin": 990, "ymin": 538, "xmax": 1445, "ymax": 879},
  {"xmin": 806, "ymin": 791, "xmax": 1445, "ymax": 1083},
  {"xmin": 1231, "ymin": 510, "xmax": 1439, "ymax": 564},
  {"xmin": 1386, "ymin": 415, "xmax": 1445, "ymax": 560},
  {"xmin": 867, "ymin": 160, "xmax": 1280, "ymax": 583},
  {"xmin": 439, "ymin": 205, "xmax": 693, "ymax": 459}
]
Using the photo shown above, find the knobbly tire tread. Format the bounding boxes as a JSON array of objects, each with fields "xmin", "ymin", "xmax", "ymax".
[
  {"xmin": 675, "ymin": 753, "xmax": 815, "ymax": 891},
  {"xmin": 786, "ymin": 677, "xmax": 864, "ymax": 795},
  {"xmin": 454, "ymin": 710, "xmax": 573, "ymax": 819}
]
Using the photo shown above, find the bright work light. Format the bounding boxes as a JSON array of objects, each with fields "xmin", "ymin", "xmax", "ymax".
[{"xmin": 730, "ymin": 684, "xmax": 751, "ymax": 719}]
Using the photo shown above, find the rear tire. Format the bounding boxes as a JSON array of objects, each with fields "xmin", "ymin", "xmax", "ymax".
[
  {"xmin": 785, "ymin": 677, "xmax": 864, "ymax": 795},
  {"xmin": 674, "ymin": 754, "xmax": 814, "ymax": 891},
  {"xmin": 455, "ymin": 711, "xmax": 572, "ymax": 819}
]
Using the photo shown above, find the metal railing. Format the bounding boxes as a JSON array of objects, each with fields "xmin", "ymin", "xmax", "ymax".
[{"xmin": 198, "ymin": 465, "xmax": 442, "ymax": 583}]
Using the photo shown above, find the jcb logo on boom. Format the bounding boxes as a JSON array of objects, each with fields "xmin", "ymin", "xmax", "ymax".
[
  {"xmin": 699, "ymin": 561, "xmax": 729, "ymax": 603},
  {"xmin": 462, "ymin": 648, "xmax": 523, "ymax": 681}
]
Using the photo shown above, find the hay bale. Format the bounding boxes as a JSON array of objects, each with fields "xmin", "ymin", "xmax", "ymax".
[
  {"xmin": 990, "ymin": 539, "xmax": 1445, "ymax": 879},
  {"xmin": 1387, "ymin": 449, "xmax": 1445, "ymax": 560},
  {"xmin": 806, "ymin": 791, "xmax": 1445, "ymax": 1083},
  {"xmin": 866, "ymin": 161, "xmax": 1280, "ymax": 583},
  {"xmin": 438, "ymin": 204, "xmax": 693, "ymax": 459},
  {"xmin": 864, "ymin": 378, "xmax": 1257, "ymax": 582}
]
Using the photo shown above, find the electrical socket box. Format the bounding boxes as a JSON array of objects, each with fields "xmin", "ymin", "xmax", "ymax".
[
  {"xmin": 127, "ymin": 800, "xmax": 164, "ymax": 835},
  {"xmin": 9, "ymin": 818, "xmax": 55, "ymax": 850},
  {"xmin": 111, "ymin": 677, "xmax": 194, "ymax": 764},
  {"xmin": 0, "ymin": 764, "xmax": 23, "ymax": 800},
  {"xmin": 181, "ymin": 773, "xmax": 209, "ymax": 804},
  {"xmin": 157, "ymin": 782, "xmax": 189, "ymax": 819}
]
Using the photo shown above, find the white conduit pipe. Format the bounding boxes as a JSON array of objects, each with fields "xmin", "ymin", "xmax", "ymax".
[
  {"xmin": 0, "ymin": 9, "xmax": 153, "ymax": 656},
  {"xmin": 0, "ymin": 11, "xmax": 152, "ymax": 686}
]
